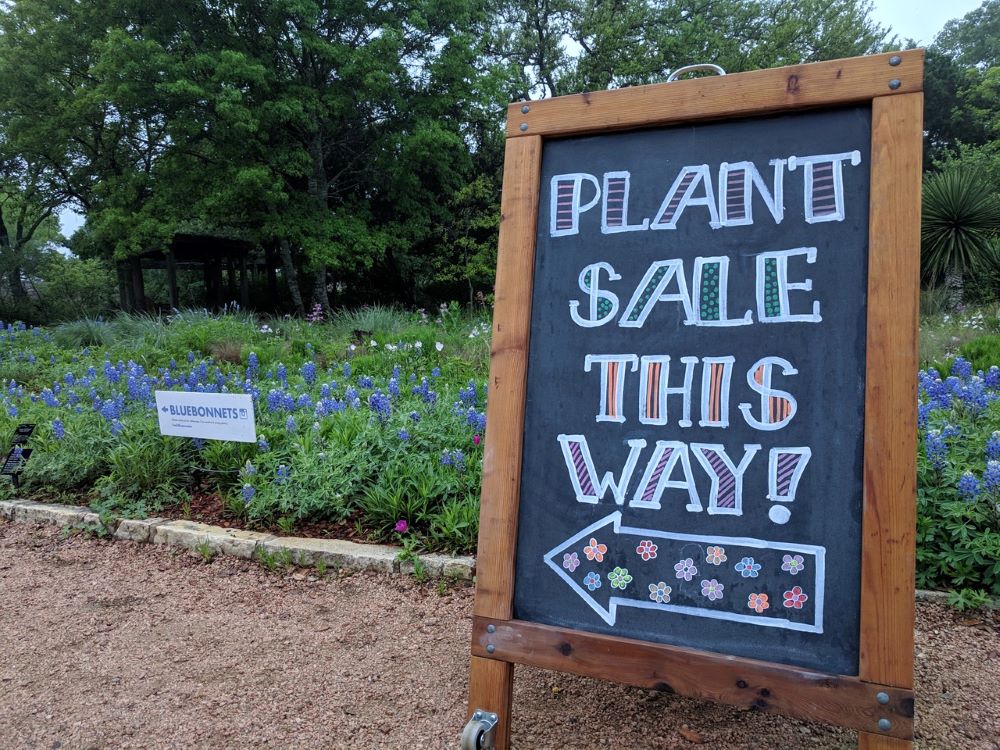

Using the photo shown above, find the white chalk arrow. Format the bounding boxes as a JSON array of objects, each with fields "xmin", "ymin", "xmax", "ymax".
[{"xmin": 542, "ymin": 511, "xmax": 825, "ymax": 633}]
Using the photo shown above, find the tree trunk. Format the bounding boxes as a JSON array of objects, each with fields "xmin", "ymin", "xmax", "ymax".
[
  {"xmin": 311, "ymin": 266, "xmax": 331, "ymax": 314},
  {"xmin": 0, "ymin": 204, "xmax": 27, "ymax": 302},
  {"xmin": 945, "ymin": 265, "xmax": 964, "ymax": 310},
  {"xmin": 265, "ymin": 243, "xmax": 279, "ymax": 307},
  {"xmin": 277, "ymin": 237, "xmax": 306, "ymax": 316}
]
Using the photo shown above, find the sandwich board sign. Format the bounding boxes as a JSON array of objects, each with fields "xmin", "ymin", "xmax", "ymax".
[{"xmin": 464, "ymin": 51, "xmax": 922, "ymax": 750}]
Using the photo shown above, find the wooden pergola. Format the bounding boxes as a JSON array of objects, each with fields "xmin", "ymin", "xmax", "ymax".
[{"xmin": 118, "ymin": 232, "xmax": 277, "ymax": 312}]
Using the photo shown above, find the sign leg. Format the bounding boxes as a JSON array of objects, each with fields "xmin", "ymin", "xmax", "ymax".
[
  {"xmin": 859, "ymin": 732, "xmax": 912, "ymax": 749},
  {"xmin": 468, "ymin": 656, "xmax": 513, "ymax": 749}
]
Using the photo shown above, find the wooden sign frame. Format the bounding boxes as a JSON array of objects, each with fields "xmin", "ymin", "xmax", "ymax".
[{"xmin": 468, "ymin": 50, "xmax": 922, "ymax": 750}]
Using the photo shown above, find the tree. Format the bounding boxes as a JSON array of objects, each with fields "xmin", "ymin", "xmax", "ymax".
[{"xmin": 921, "ymin": 169, "xmax": 1000, "ymax": 305}]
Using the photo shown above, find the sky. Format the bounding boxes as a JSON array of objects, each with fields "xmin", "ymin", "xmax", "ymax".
[
  {"xmin": 55, "ymin": 0, "xmax": 985, "ymax": 241},
  {"xmin": 870, "ymin": 0, "xmax": 982, "ymax": 46}
]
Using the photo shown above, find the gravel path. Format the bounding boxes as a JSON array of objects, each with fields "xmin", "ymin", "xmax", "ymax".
[{"xmin": 0, "ymin": 520, "xmax": 996, "ymax": 749}]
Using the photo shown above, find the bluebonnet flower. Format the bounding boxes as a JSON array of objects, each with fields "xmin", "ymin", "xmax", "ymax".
[
  {"xmin": 168, "ymin": 358, "xmax": 177, "ymax": 370},
  {"xmin": 942, "ymin": 423, "xmax": 961, "ymax": 438},
  {"xmin": 187, "ymin": 351, "xmax": 196, "ymax": 364},
  {"xmin": 924, "ymin": 430, "xmax": 947, "ymax": 470},
  {"xmin": 441, "ymin": 449, "xmax": 467, "ymax": 471},
  {"xmin": 275, "ymin": 465, "xmax": 289, "ymax": 484},
  {"xmin": 64, "ymin": 372, "xmax": 76, "ymax": 386},
  {"xmin": 285, "ymin": 415, "xmax": 297, "ymax": 433},
  {"xmin": 388, "ymin": 377, "xmax": 400, "ymax": 398},
  {"xmin": 459, "ymin": 381, "xmax": 478, "ymax": 406},
  {"xmin": 110, "ymin": 419, "xmax": 125, "ymax": 436},
  {"xmin": 986, "ymin": 366, "xmax": 1000, "ymax": 390},
  {"xmin": 409, "ymin": 373, "xmax": 416, "ymax": 382},
  {"xmin": 276, "ymin": 363, "xmax": 288, "ymax": 385},
  {"xmin": 246, "ymin": 352, "xmax": 259, "ymax": 380},
  {"xmin": 369, "ymin": 391, "xmax": 392, "ymax": 423},
  {"xmin": 409, "ymin": 411, "xmax": 420, "ymax": 423},
  {"xmin": 257, "ymin": 436, "xmax": 270, "ymax": 452},
  {"xmin": 343, "ymin": 362, "xmax": 352, "ymax": 378},
  {"xmin": 40, "ymin": 389, "xmax": 58, "ymax": 407},
  {"xmin": 398, "ymin": 429, "xmax": 410, "ymax": 441},
  {"xmin": 266, "ymin": 390, "xmax": 285, "ymax": 413},
  {"xmin": 358, "ymin": 375, "xmax": 374, "ymax": 389},
  {"xmin": 320, "ymin": 383, "xmax": 331, "ymax": 399},
  {"xmin": 431, "ymin": 367, "xmax": 441, "ymax": 378},
  {"xmin": 344, "ymin": 387, "xmax": 360, "ymax": 409},
  {"xmin": 917, "ymin": 402, "xmax": 933, "ymax": 429},
  {"xmin": 984, "ymin": 461, "xmax": 1000, "ymax": 493},
  {"xmin": 392, "ymin": 365, "xmax": 401, "ymax": 379},
  {"xmin": 100, "ymin": 397, "xmax": 123, "ymax": 422},
  {"xmin": 82, "ymin": 347, "xmax": 90, "ymax": 356},
  {"xmin": 466, "ymin": 409, "xmax": 487, "ymax": 433},
  {"xmin": 956, "ymin": 376, "xmax": 992, "ymax": 415},
  {"xmin": 241, "ymin": 460, "xmax": 257, "ymax": 478},
  {"xmin": 296, "ymin": 394, "xmax": 313, "ymax": 410},
  {"xmin": 52, "ymin": 419, "xmax": 65, "ymax": 440},
  {"xmin": 301, "ymin": 361, "xmax": 317, "ymax": 385},
  {"xmin": 241, "ymin": 484, "xmax": 256, "ymax": 505},
  {"xmin": 988, "ymin": 432, "xmax": 1000, "ymax": 461},
  {"xmin": 193, "ymin": 438, "xmax": 205, "ymax": 450},
  {"xmin": 958, "ymin": 471, "xmax": 980, "ymax": 500},
  {"xmin": 104, "ymin": 361, "xmax": 120, "ymax": 383},
  {"xmin": 952, "ymin": 357, "xmax": 973, "ymax": 379}
]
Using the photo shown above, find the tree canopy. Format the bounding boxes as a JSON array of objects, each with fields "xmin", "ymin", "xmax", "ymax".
[{"xmin": 0, "ymin": 0, "xmax": 982, "ymax": 313}]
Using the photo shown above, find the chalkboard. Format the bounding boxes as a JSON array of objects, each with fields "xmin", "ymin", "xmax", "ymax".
[{"xmin": 512, "ymin": 106, "xmax": 872, "ymax": 676}]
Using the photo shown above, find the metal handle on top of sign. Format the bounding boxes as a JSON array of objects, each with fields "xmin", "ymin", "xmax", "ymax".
[{"xmin": 666, "ymin": 63, "xmax": 726, "ymax": 82}]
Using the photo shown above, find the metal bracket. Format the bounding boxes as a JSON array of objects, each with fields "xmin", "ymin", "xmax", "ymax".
[
  {"xmin": 667, "ymin": 63, "xmax": 727, "ymax": 82},
  {"xmin": 460, "ymin": 709, "xmax": 499, "ymax": 750}
]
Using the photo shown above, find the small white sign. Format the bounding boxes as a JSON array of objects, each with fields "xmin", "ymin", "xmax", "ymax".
[{"xmin": 155, "ymin": 390, "xmax": 257, "ymax": 443}]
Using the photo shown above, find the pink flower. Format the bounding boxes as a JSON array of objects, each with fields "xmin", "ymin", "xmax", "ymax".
[
  {"xmin": 635, "ymin": 540, "xmax": 657, "ymax": 561},
  {"xmin": 473, "ymin": 434, "xmax": 481, "ymax": 445},
  {"xmin": 394, "ymin": 519, "xmax": 409, "ymax": 534},
  {"xmin": 562, "ymin": 552, "xmax": 580, "ymax": 572}
]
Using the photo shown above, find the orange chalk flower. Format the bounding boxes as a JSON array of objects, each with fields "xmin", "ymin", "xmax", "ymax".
[{"xmin": 584, "ymin": 537, "xmax": 607, "ymax": 562}]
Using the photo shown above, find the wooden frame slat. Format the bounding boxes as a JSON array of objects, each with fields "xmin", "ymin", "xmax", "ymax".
[
  {"xmin": 473, "ymin": 616, "xmax": 915, "ymax": 739},
  {"xmin": 467, "ymin": 135, "xmax": 542, "ymax": 742},
  {"xmin": 856, "ymin": 91, "xmax": 923, "ymax": 750},
  {"xmin": 506, "ymin": 51, "xmax": 923, "ymax": 139}
]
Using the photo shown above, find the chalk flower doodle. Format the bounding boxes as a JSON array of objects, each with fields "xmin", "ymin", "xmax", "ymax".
[
  {"xmin": 781, "ymin": 554, "xmax": 805, "ymax": 574},
  {"xmin": 674, "ymin": 558, "xmax": 698, "ymax": 581},
  {"xmin": 584, "ymin": 537, "xmax": 608, "ymax": 562},
  {"xmin": 562, "ymin": 552, "xmax": 580, "ymax": 572},
  {"xmin": 748, "ymin": 593, "xmax": 770, "ymax": 613},
  {"xmin": 635, "ymin": 540, "xmax": 658, "ymax": 561},
  {"xmin": 735, "ymin": 556, "xmax": 762, "ymax": 578},
  {"xmin": 648, "ymin": 582, "xmax": 672, "ymax": 603},
  {"xmin": 705, "ymin": 545, "xmax": 727, "ymax": 565},
  {"xmin": 609, "ymin": 567, "xmax": 633, "ymax": 590},
  {"xmin": 701, "ymin": 579, "xmax": 724, "ymax": 601},
  {"xmin": 783, "ymin": 586, "xmax": 809, "ymax": 609},
  {"xmin": 583, "ymin": 572, "xmax": 602, "ymax": 591}
]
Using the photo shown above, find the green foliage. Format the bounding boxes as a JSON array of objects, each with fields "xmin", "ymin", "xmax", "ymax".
[
  {"xmin": 921, "ymin": 169, "xmax": 1000, "ymax": 281},
  {"xmin": 96, "ymin": 427, "xmax": 196, "ymax": 511},
  {"xmin": 35, "ymin": 255, "xmax": 117, "ymax": 323}
]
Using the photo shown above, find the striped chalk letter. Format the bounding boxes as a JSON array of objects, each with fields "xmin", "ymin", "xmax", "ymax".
[
  {"xmin": 699, "ymin": 356, "xmax": 736, "ymax": 428},
  {"xmin": 787, "ymin": 151, "xmax": 861, "ymax": 224},
  {"xmin": 768, "ymin": 447, "xmax": 812, "ymax": 501},
  {"xmin": 651, "ymin": 165, "xmax": 721, "ymax": 230},
  {"xmin": 630, "ymin": 441, "xmax": 702, "ymax": 512},
  {"xmin": 639, "ymin": 355, "xmax": 696, "ymax": 427},
  {"xmin": 739, "ymin": 356, "xmax": 798, "ymax": 431},
  {"xmin": 692, "ymin": 443, "xmax": 762, "ymax": 516},
  {"xmin": 718, "ymin": 160, "xmax": 786, "ymax": 227},
  {"xmin": 585, "ymin": 354, "xmax": 639, "ymax": 423},
  {"xmin": 602, "ymin": 172, "xmax": 649, "ymax": 234},
  {"xmin": 558, "ymin": 434, "xmax": 647, "ymax": 505},
  {"xmin": 550, "ymin": 173, "xmax": 601, "ymax": 236}
]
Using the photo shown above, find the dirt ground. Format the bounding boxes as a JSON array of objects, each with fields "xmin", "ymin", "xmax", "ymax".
[{"xmin": 0, "ymin": 520, "xmax": 996, "ymax": 750}]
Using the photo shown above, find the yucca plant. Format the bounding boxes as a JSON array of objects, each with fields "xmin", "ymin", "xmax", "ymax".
[{"xmin": 922, "ymin": 169, "xmax": 1000, "ymax": 307}]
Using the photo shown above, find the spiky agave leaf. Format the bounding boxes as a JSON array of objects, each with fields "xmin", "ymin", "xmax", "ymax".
[{"xmin": 921, "ymin": 169, "xmax": 1000, "ymax": 282}]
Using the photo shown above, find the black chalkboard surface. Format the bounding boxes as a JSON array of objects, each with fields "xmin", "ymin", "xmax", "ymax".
[{"xmin": 512, "ymin": 105, "xmax": 871, "ymax": 676}]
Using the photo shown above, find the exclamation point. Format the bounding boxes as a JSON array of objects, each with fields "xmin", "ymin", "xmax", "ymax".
[{"xmin": 767, "ymin": 448, "xmax": 811, "ymax": 524}]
